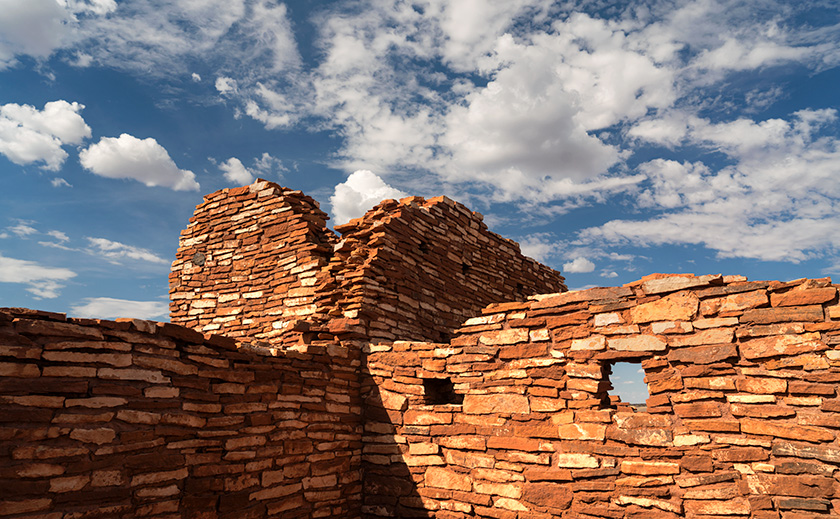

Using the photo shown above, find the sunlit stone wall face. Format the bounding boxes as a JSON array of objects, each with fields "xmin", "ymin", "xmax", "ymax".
[
  {"xmin": 170, "ymin": 179, "xmax": 567, "ymax": 348},
  {"xmin": 362, "ymin": 274, "xmax": 840, "ymax": 518}
]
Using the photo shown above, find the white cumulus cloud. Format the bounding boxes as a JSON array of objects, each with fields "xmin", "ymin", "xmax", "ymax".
[
  {"xmin": 0, "ymin": 0, "xmax": 71, "ymax": 69},
  {"xmin": 563, "ymin": 257, "xmax": 596, "ymax": 273},
  {"xmin": 0, "ymin": 253, "xmax": 76, "ymax": 298},
  {"xmin": 330, "ymin": 170, "xmax": 407, "ymax": 225},
  {"xmin": 79, "ymin": 134, "xmax": 199, "ymax": 191},
  {"xmin": 71, "ymin": 297, "xmax": 169, "ymax": 320},
  {"xmin": 0, "ymin": 100, "xmax": 91, "ymax": 171},
  {"xmin": 219, "ymin": 157, "xmax": 254, "ymax": 185}
]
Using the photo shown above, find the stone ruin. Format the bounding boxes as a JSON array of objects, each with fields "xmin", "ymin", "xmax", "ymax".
[{"xmin": 2, "ymin": 179, "xmax": 840, "ymax": 519}]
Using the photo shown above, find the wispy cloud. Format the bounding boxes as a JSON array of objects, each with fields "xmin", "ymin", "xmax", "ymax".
[
  {"xmin": 85, "ymin": 237, "xmax": 169, "ymax": 265},
  {"xmin": 71, "ymin": 297, "xmax": 168, "ymax": 320},
  {"xmin": 0, "ymin": 253, "xmax": 76, "ymax": 299}
]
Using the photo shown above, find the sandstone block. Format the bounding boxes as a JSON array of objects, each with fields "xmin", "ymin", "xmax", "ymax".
[
  {"xmin": 556, "ymin": 453, "xmax": 599, "ymax": 468},
  {"xmin": 673, "ymin": 402, "xmax": 722, "ymax": 418},
  {"xmin": 473, "ymin": 481, "xmax": 521, "ymax": 498},
  {"xmin": 771, "ymin": 287, "xmax": 836, "ymax": 307},
  {"xmin": 15, "ymin": 463, "xmax": 65, "ymax": 478},
  {"xmin": 70, "ymin": 428, "xmax": 116, "ymax": 445},
  {"xmin": 621, "ymin": 460, "xmax": 680, "ymax": 475},
  {"xmin": 463, "ymin": 394, "xmax": 529, "ymax": 415},
  {"xmin": 570, "ymin": 335, "xmax": 606, "ymax": 351},
  {"xmin": 640, "ymin": 274, "xmax": 721, "ymax": 295},
  {"xmin": 404, "ymin": 410, "xmax": 453, "ymax": 424},
  {"xmin": 609, "ymin": 428, "xmax": 672, "ymax": 447},
  {"xmin": 425, "ymin": 467, "xmax": 472, "ymax": 491},
  {"xmin": 608, "ymin": 334, "xmax": 666, "ymax": 352},
  {"xmin": 741, "ymin": 418, "xmax": 833, "ymax": 442},
  {"xmin": 741, "ymin": 306, "xmax": 824, "ymax": 324},
  {"xmin": 478, "ymin": 329, "xmax": 529, "ymax": 346},
  {"xmin": 736, "ymin": 378, "xmax": 787, "ymax": 394},
  {"xmin": 522, "ymin": 483, "xmax": 572, "ymax": 509},
  {"xmin": 0, "ymin": 499, "xmax": 51, "ymax": 515},
  {"xmin": 557, "ymin": 423, "xmax": 606, "ymax": 441},
  {"xmin": 684, "ymin": 497, "xmax": 750, "ymax": 515},
  {"xmin": 667, "ymin": 327, "xmax": 734, "ymax": 347},
  {"xmin": 668, "ymin": 343, "xmax": 737, "ymax": 364},
  {"xmin": 740, "ymin": 332, "xmax": 825, "ymax": 359},
  {"xmin": 630, "ymin": 291, "xmax": 699, "ymax": 323},
  {"xmin": 437, "ymin": 436, "xmax": 486, "ymax": 450},
  {"xmin": 651, "ymin": 321, "xmax": 693, "ymax": 334}
]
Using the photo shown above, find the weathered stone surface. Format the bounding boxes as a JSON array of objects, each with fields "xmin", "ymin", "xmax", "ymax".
[
  {"xmin": 667, "ymin": 327, "xmax": 734, "ymax": 347},
  {"xmin": 741, "ymin": 419, "xmax": 834, "ymax": 442},
  {"xmin": 684, "ymin": 497, "xmax": 750, "ymax": 515},
  {"xmin": 668, "ymin": 343, "xmax": 737, "ymax": 364},
  {"xmin": 740, "ymin": 332, "xmax": 825, "ymax": 359},
  {"xmin": 639, "ymin": 274, "xmax": 722, "ymax": 295},
  {"xmin": 630, "ymin": 291, "xmax": 699, "ymax": 323},
  {"xmin": 771, "ymin": 287, "xmax": 836, "ymax": 307},
  {"xmin": 5, "ymin": 197, "xmax": 840, "ymax": 519},
  {"xmin": 608, "ymin": 335, "xmax": 667, "ymax": 352},
  {"xmin": 522, "ymin": 483, "xmax": 572, "ymax": 509},
  {"xmin": 621, "ymin": 461, "xmax": 680, "ymax": 475},
  {"xmin": 741, "ymin": 306, "xmax": 824, "ymax": 324},
  {"xmin": 462, "ymin": 394, "xmax": 529, "ymax": 415},
  {"xmin": 424, "ymin": 467, "xmax": 471, "ymax": 491},
  {"xmin": 556, "ymin": 454, "xmax": 599, "ymax": 468}
]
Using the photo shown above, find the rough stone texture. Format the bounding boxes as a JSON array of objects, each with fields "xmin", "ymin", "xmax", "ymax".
[
  {"xmin": 0, "ymin": 308, "xmax": 362, "ymax": 519},
  {"xmin": 5, "ymin": 182, "xmax": 840, "ymax": 519},
  {"xmin": 170, "ymin": 179, "xmax": 566, "ymax": 346},
  {"xmin": 363, "ymin": 273, "xmax": 840, "ymax": 518}
]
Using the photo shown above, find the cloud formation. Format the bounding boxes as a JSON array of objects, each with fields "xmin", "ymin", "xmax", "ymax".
[
  {"xmin": 219, "ymin": 157, "xmax": 254, "ymax": 185},
  {"xmin": 86, "ymin": 237, "xmax": 169, "ymax": 265},
  {"xmin": 330, "ymin": 170, "xmax": 407, "ymax": 225},
  {"xmin": 0, "ymin": 253, "xmax": 76, "ymax": 298},
  {"xmin": 79, "ymin": 134, "xmax": 199, "ymax": 191},
  {"xmin": 71, "ymin": 297, "xmax": 168, "ymax": 320},
  {"xmin": 563, "ymin": 257, "xmax": 596, "ymax": 274},
  {"xmin": 0, "ymin": 100, "xmax": 91, "ymax": 170},
  {"xmin": 584, "ymin": 109, "xmax": 840, "ymax": 262}
]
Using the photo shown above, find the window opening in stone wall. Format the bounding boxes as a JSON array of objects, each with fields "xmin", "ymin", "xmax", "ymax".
[
  {"xmin": 419, "ymin": 240, "xmax": 430, "ymax": 254},
  {"xmin": 423, "ymin": 378, "xmax": 463, "ymax": 405},
  {"xmin": 605, "ymin": 361, "xmax": 648, "ymax": 412},
  {"xmin": 461, "ymin": 262, "xmax": 470, "ymax": 275}
]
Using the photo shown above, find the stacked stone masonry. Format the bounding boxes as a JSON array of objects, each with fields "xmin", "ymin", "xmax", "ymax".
[
  {"xmin": 169, "ymin": 180, "xmax": 567, "ymax": 346},
  {"xmin": 4, "ymin": 181, "xmax": 840, "ymax": 519},
  {"xmin": 0, "ymin": 308, "xmax": 362, "ymax": 519},
  {"xmin": 363, "ymin": 273, "xmax": 840, "ymax": 518}
]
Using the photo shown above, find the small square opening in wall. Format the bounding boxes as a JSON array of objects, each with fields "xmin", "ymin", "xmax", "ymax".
[
  {"xmin": 605, "ymin": 362, "xmax": 649, "ymax": 412},
  {"xmin": 423, "ymin": 378, "xmax": 463, "ymax": 405}
]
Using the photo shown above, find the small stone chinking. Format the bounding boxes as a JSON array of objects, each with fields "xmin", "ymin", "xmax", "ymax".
[{"xmin": 363, "ymin": 274, "xmax": 840, "ymax": 518}]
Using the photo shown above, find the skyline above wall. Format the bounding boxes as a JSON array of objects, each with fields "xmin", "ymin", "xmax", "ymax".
[{"xmin": 1, "ymin": 0, "xmax": 839, "ymax": 320}]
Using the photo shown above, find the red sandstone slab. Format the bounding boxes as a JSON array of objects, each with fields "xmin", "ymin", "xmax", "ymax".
[{"xmin": 741, "ymin": 306, "xmax": 824, "ymax": 324}]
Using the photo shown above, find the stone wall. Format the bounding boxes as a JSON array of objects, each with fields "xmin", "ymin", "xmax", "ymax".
[
  {"xmin": 328, "ymin": 195, "xmax": 567, "ymax": 343},
  {"xmin": 169, "ymin": 181, "xmax": 337, "ymax": 347},
  {"xmin": 0, "ymin": 308, "xmax": 362, "ymax": 519},
  {"xmin": 170, "ymin": 180, "xmax": 567, "ymax": 347},
  {"xmin": 362, "ymin": 274, "xmax": 840, "ymax": 518}
]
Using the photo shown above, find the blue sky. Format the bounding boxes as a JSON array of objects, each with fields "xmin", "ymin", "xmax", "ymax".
[{"xmin": 1, "ymin": 0, "xmax": 839, "ymax": 327}]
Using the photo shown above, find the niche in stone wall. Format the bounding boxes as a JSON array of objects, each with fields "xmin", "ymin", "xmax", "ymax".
[
  {"xmin": 603, "ymin": 361, "xmax": 649, "ymax": 412},
  {"xmin": 423, "ymin": 377, "xmax": 463, "ymax": 405}
]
